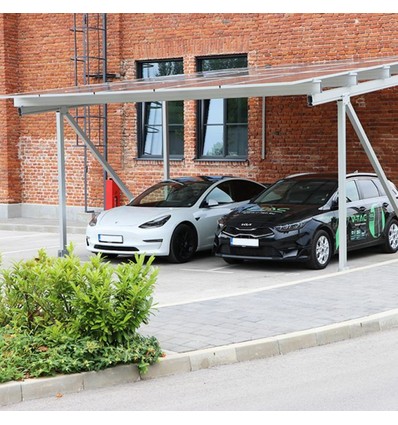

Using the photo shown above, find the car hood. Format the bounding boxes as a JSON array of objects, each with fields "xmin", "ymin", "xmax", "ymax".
[
  {"xmin": 224, "ymin": 203, "xmax": 324, "ymax": 226},
  {"xmin": 96, "ymin": 206, "xmax": 176, "ymax": 227}
]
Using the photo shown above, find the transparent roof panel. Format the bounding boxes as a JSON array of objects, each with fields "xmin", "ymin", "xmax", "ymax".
[
  {"xmin": 3, "ymin": 56, "xmax": 398, "ymax": 112},
  {"xmin": 5, "ymin": 56, "xmax": 398, "ymax": 95}
]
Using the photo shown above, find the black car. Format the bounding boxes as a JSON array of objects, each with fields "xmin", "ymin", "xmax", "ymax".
[{"xmin": 213, "ymin": 172, "xmax": 398, "ymax": 269}]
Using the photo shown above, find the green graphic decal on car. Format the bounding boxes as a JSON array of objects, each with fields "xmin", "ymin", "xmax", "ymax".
[
  {"xmin": 259, "ymin": 206, "xmax": 290, "ymax": 215},
  {"xmin": 369, "ymin": 205, "xmax": 385, "ymax": 238},
  {"xmin": 335, "ymin": 204, "xmax": 386, "ymax": 249},
  {"xmin": 349, "ymin": 212, "xmax": 368, "ymax": 241}
]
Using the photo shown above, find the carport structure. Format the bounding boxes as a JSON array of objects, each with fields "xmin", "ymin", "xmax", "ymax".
[{"xmin": 2, "ymin": 56, "xmax": 398, "ymax": 270}]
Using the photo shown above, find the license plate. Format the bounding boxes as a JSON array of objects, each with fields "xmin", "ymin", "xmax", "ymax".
[
  {"xmin": 99, "ymin": 234, "xmax": 123, "ymax": 243},
  {"xmin": 231, "ymin": 238, "xmax": 259, "ymax": 247}
]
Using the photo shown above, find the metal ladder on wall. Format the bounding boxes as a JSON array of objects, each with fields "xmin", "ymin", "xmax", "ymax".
[{"xmin": 71, "ymin": 13, "xmax": 109, "ymax": 212}]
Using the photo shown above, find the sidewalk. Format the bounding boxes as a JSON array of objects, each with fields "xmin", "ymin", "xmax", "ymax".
[
  {"xmin": 1, "ymin": 217, "xmax": 398, "ymax": 407},
  {"xmin": 0, "ymin": 217, "xmax": 87, "ymax": 234}
]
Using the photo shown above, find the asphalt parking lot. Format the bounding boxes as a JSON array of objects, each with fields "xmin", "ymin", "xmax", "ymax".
[
  {"xmin": 2, "ymin": 224, "xmax": 398, "ymax": 406},
  {"xmin": 1, "ymin": 227, "xmax": 397, "ymax": 308}
]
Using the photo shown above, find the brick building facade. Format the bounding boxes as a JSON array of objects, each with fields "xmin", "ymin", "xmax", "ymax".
[{"xmin": 1, "ymin": 13, "xmax": 398, "ymax": 220}]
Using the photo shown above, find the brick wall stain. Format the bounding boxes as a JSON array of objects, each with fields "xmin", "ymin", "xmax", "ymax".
[{"xmin": 1, "ymin": 13, "xmax": 398, "ymax": 207}]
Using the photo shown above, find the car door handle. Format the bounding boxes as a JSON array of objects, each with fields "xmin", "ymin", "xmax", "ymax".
[{"xmin": 383, "ymin": 202, "xmax": 389, "ymax": 208}]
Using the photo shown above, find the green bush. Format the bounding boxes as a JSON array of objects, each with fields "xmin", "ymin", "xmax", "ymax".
[{"xmin": 0, "ymin": 246, "xmax": 163, "ymax": 383}]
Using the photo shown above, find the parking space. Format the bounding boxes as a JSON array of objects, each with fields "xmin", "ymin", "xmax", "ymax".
[
  {"xmin": 1, "ymin": 228, "xmax": 397, "ymax": 309},
  {"xmin": 144, "ymin": 248, "xmax": 398, "ymax": 307},
  {"xmin": 0, "ymin": 230, "xmax": 90, "ymax": 267}
]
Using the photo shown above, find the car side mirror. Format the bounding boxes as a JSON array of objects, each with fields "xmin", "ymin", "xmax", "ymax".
[{"xmin": 205, "ymin": 198, "xmax": 219, "ymax": 207}]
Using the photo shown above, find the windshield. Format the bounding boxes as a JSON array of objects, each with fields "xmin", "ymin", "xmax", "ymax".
[
  {"xmin": 129, "ymin": 181, "xmax": 211, "ymax": 207},
  {"xmin": 254, "ymin": 179, "xmax": 337, "ymax": 205}
]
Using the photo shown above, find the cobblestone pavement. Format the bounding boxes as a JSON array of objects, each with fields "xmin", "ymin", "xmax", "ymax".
[{"xmin": 140, "ymin": 260, "xmax": 398, "ymax": 352}]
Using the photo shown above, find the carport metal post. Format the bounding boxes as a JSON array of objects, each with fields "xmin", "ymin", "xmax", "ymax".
[
  {"xmin": 56, "ymin": 108, "xmax": 68, "ymax": 257},
  {"xmin": 338, "ymin": 97, "xmax": 348, "ymax": 271},
  {"xmin": 162, "ymin": 101, "xmax": 170, "ymax": 180}
]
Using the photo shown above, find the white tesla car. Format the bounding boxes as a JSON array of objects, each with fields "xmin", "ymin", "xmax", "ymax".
[{"xmin": 86, "ymin": 176, "xmax": 266, "ymax": 263}]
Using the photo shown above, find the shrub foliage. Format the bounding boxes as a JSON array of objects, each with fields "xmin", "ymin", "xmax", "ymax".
[{"xmin": 0, "ymin": 246, "xmax": 162, "ymax": 383}]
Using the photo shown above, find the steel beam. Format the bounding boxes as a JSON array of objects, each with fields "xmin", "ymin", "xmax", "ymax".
[
  {"xmin": 337, "ymin": 97, "xmax": 349, "ymax": 271},
  {"xmin": 64, "ymin": 112, "xmax": 134, "ymax": 201},
  {"xmin": 12, "ymin": 81, "xmax": 322, "ymax": 110},
  {"xmin": 162, "ymin": 101, "xmax": 170, "ymax": 180},
  {"xmin": 56, "ymin": 109, "xmax": 68, "ymax": 257},
  {"xmin": 346, "ymin": 102, "xmax": 398, "ymax": 217},
  {"xmin": 309, "ymin": 75, "xmax": 398, "ymax": 106}
]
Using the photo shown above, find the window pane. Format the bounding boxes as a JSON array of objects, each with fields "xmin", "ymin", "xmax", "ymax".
[
  {"xmin": 206, "ymin": 184, "xmax": 233, "ymax": 203},
  {"xmin": 139, "ymin": 60, "xmax": 184, "ymax": 158},
  {"xmin": 226, "ymin": 125, "xmax": 248, "ymax": 156},
  {"xmin": 346, "ymin": 180, "xmax": 360, "ymax": 202},
  {"xmin": 230, "ymin": 180, "xmax": 264, "ymax": 202},
  {"xmin": 169, "ymin": 126, "xmax": 184, "ymax": 155},
  {"xmin": 203, "ymin": 125, "xmax": 224, "ymax": 156},
  {"xmin": 201, "ymin": 56, "xmax": 247, "ymax": 71},
  {"xmin": 145, "ymin": 102, "xmax": 162, "ymax": 126},
  {"xmin": 168, "ymin": 101, "xmax": 184, "ymax": 125},
  {"xmin": 142, "ymin": 61, "xmax": 183, "ymax": 78},
  {"xmin": 357, "ymin": 179, "xmax": 379, "ymax": 199},
  {"xmin": 198, "ymin": 55, "xmax": 248, "ymax": 159},
  {"xmin": 143, "ymin": 126, "xmax": 162, "ymax": 156},
  {"xmin": 227, "ymin": 98, "xmax": 248, "ymax": 123},
  {"xmin": 204, "ymin": 99, "xmax": 224, "ymax": 125}
]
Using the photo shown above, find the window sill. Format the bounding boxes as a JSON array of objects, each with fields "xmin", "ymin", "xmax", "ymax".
[
  {"xmin": 135, "ymin": 157, "xmax": 185, "ymax": 162},
  {"xmin": 194, "ymin": 158, "xmax": 248, "ymax": 163}
]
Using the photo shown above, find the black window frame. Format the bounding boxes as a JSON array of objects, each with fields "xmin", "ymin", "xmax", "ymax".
[
  {"xmin": 137, "ymin": 59, "xmax": 184, "ymax": 160},
  {"xmin": 196, "ymin": 54, "xmax": 248, "ymax": 161}
]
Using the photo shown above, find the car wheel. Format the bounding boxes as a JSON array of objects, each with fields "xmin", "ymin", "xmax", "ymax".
[
  {"xmin": 307, "ymin": 230, "xmax": 332, "ymax": 270},
  {"xmin": 382, "ymin": 219, "xmax": 398, "ymax": 253},
  {"xmin": 168, "ymin": 223, "xmax": 198, "ymax": 263}
]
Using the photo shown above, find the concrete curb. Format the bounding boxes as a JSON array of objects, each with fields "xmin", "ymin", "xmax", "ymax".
[{"xmin": 2, "ymin": 308, "xmax": 398, "ymax": 408}]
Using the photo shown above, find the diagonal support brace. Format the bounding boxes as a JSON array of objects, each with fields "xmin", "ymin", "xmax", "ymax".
[
  {"xmin": 346, "ymin": 102, "xmax": 398, "ymax": 218},
  {"xmin": 64, "ymin": 112, "xmax": 134, "ymax": 201}
]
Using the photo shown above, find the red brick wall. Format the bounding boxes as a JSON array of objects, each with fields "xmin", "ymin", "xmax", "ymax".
[
  {"xmin": 1, "ymin": 13, "xmax": 398, "ymax": 208},
  {"xmin": 119, "ymin": 13, "xmax": 398, "ymax": 196},
  {"xmin": 0, "ymin": 14, "xmax": 21, "ymax": 204}
]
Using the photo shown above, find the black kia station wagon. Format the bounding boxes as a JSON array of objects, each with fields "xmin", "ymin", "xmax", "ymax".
[{"xmin": 213, "ymin": 173, "xmax": 398, "ymax": 269}]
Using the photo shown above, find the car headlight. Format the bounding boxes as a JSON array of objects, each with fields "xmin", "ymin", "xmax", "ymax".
[
  {"xmin": 275, "ymin": 219, "xmax": 309, "ymax": 233},
  {"xmin": 139, "ymin": 215, "xmax": 171, "ymax": 229},
  {"xmin": 89, "ymin": 213, "xmax": 100, "ymax": 227},
  {"xmin": 216, "ymin": 217, "xmax": 227, "ymax": 232}
]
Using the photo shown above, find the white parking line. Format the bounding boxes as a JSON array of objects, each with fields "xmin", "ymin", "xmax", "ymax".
[
  {"xmin": 0, "ymin": 233, "xmax": 54, "ymax": 240},
  {"xmin": 1, "ymin": 245, "xmax": 60, "ymax": 255},
  {"xmin": 179, "ymin": 267, "xmax": 233, "ymax": 274},
  {"xmin": 159, "ymin": 257, "xmax": 398, "ymax": 308},
  {"xmin": 1, "ymin": 242, "xmax": 85, "ymax": 256}
]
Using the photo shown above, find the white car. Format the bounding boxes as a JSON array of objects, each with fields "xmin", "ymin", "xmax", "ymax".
[{"xmin": 86, "ymin": 176, "xmax": 266, "ymax": 263}]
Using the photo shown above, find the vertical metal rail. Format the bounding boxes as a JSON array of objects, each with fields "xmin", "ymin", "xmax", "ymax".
[
  {"xmin": 102, "ymin": 14, "xmax": 109, "ymax": 203},
  {"xmin": 56, "ymin": 109, "xmax": 68, "ymax": 257},
  {"xmin": 262, "ymin": 97, "xmax": 266, "ymax": 159},
  {"xmin": 162, "ymin": 101, "xmax": 170, "ymax": 180},
  {"xmin": 337, "ymin": 97, "xmax": 348, "ymax": 271}
]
